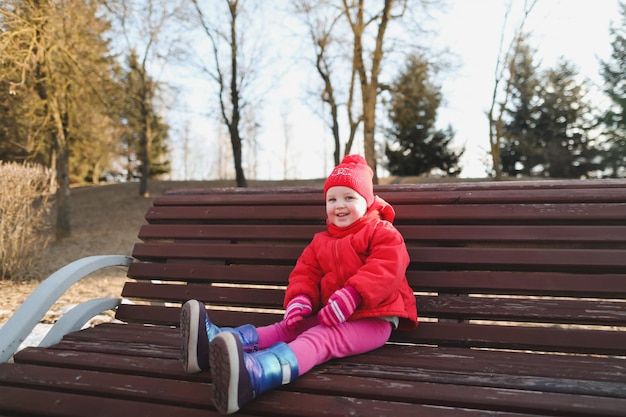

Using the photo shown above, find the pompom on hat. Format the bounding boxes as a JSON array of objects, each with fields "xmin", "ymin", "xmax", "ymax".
[{"xmin": 324, "ymin": 154, "xmax": 375, "ymax": 207}]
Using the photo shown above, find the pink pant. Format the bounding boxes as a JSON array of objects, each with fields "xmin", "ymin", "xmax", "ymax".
[{"xmin": 256, "ymin": 316, "xmax": 392, "ymax": 375}]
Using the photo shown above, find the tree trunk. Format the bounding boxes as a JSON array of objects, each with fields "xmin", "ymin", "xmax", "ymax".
[
  {"xmin": 51, "ymin": 98, "xmax": 71, "ymax": 240},
  {"xmin": 362, "ymin": 86, "xmax": 378, "ymax": 183},
  {"xmin": 230, "ymin": 125, "xmax": 247, "ymax": 187}
]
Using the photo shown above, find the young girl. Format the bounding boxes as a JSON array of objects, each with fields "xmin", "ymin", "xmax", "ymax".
[{"xmin": 180, "ymin": 154, "xmax": 418, "ymax": 415}]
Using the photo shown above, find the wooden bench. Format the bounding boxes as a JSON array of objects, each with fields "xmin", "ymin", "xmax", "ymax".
[{"xmin": 1, "ymin": 179, "xmax": 626, "ymax": 417}]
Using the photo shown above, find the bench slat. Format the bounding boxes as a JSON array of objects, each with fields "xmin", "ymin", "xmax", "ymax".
[
  {"xmin": 358, "ymin": 345, "xmax": 626, "ymax": 383},
  {"xmin": 0, "ymin": 363, "xmax": 213, "ymax": 408},
  {"xmin": 409, "ymin": 247, "xmax": 626, "ymax": 272},
  {"xmin": 127, "ymin": 263, "xmax": 626, "ymax": 297},
  {"xmin": 410, "ymin": 271, "xmax": 626, "ymax": 297},
  {"xmin": 8, "ymin": 346, "xmax": 625, "ymax": 417},
  {"xmin": 402, "ymin": 322, "xmax": 626, "ymax": 355},
  {"xmin": 137, "ymin": 223, "xmax": 626, "ymax": 244},
  {"xmin": 138, "ymin": 223, "xmax": 325, "ymax": 240},
  {"xmin": 0, "ymin": 385, "xmax": 219, "ymax": 417},
  {"xmin": 131, "ymin": 242, "xmax": 626, "ymax": 273},
  {"xmin": 119, "ymin": 282, "xmax": 626, "ymax": 326},
  {"xmin": 121, "ymin": 281, "xmax": 284, "ymax": 309},
  {"xmin": 127, "ymin": 262, "xmax": 293, "ymax": 284},
  {"xmin": 296, "ymin": 372, "xmax": 626, "ymax": 416},
  {"xmin": 152, "ymin": 181, "xmax": 626, "ymax": 206},
  {"xmin": 112, "ymin": 304, "xmax": 626, "ymax": 355},
  {"xmin": 145, "ymin": 202, "xmax": 626, "ymax": 223},
  {"xmin": 419, "ymin": 295, "xmax": 626, "ymax": 325}
]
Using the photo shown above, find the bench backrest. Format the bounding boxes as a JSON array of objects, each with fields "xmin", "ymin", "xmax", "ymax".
[{"xmin": 119, "ymin": 179, "xmax": 626, "ymax": 356}]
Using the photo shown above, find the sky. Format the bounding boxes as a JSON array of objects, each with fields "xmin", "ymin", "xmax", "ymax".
[{"xmin": 168, "ymin": 0, "xmax": 621, "ymax": 181}]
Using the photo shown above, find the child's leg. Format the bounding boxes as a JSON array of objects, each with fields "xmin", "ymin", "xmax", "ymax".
[
  {"xmin": 289, "ymin": 318, "xmax": 392, "ymax": 374},
  {"xmin": 208, "ymin": 318, "xmax": 390, "ymax": 414},
  {"xmin": 255, "ymin": 315, "xmax": 320, "ymax": 349}
]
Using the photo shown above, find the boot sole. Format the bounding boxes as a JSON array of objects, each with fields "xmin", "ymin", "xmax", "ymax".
[
  {"xmin": 210, "ymin": 332, "xmax": 249, "ymax": 415},
  {"xmin": 180, "ymin": 300, "xmax": 203, "ymax": 373}
]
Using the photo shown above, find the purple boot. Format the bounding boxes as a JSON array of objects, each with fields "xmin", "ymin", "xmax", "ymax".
[
  {"xmin": 210, "ymin": 332, "xmax": 299, "ymax": 414},
  {"xmin": 180, "ymin": 299, "xmax": 259, "ymax": 373}
]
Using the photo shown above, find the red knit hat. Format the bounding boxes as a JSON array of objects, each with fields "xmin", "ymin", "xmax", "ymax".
[{"xmin": 324, "ymin": 154, "xmax": 375, "ymax": 207}]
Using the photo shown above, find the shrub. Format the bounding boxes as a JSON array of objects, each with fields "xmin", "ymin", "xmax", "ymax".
[{"xmin": 0, "ymin": 162, "xmax": 54, "ymax": 280}]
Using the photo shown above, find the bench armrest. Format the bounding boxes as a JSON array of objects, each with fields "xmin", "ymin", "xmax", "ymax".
[
  {"xmin": 0, "ymin": 255, "xmax": 133, "ymax": 363},
  {"xmin": 38, "ymin": 297, "xmax": 123, "ymax": 347}
]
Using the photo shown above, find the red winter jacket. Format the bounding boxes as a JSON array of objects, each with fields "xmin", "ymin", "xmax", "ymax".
[{"xmin": 284, "ymin": 196, "xmax": 418, "ymax": 330}]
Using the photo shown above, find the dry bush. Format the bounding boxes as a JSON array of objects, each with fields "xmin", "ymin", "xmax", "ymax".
[{"xmin": 0, "ymin": 162, "xmax": 54, "ymax": 280}]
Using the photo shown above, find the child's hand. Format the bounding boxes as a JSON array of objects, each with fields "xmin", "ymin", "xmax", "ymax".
[
  {"xmin": 318, "ymin": 286, "xmax": 362, "ymax": 326},
  {"xmin": 284, "ymin": 294, "xmax": 313, "ymax": 329}
]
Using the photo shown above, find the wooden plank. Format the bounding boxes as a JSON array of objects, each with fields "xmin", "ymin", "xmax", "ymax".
[
  {"xmin": 60, "ymin": 323, "xmax": 181, "ymax": 347},
  {"xmin": 131, "ymin": 243, "xmax": 626, "ymax": 271},
  {"xmin": 152, "ymin": 180, "xmax": 626, "ymax": 206},
  {"xmin": 5, "ymin": 360, "xmax": 621, "ymax": 417},
  {"xmin": 398, "ymin": 225, "xmax": 626, "ymax": 243},
  {"xmin": 295, "ymin": 373, "xmax": 626, "ymax": 417},
  {"xmin": 144, "ymin": 202, "xmax": 626, "ymax": 223},
  {"xmin": 408, "ymin": 247, "xmax": 626, "ymax": 272},
  {"xmin": 0, "ymin": 367, "xmax": 538, "ymax": 417},
  {"xmin": 408, "ymin": 271, "xmax": 626, "ymax": 297},
  {"xmin": 137, "ymin": 223, "xmax": 626, "ymax": 244},
  {"xmin": 13, "ymin": 347, "xmax": 201, "ymax": 381},
  {"xmin": 145, "ymin": 205, "xmax": 325, "ymax": 222},
  {"xmin": 355, "ymin": 345, "xmax": 626, "ymax": 383},
  {"xmin": 325, "ymin": 361, "xmax": 626, "ymax": 398},
  {"xmin": 393, "ymin": 203, "xmax": 626, "ymax": 222},
  {"xmin": 127, "ymin": 262, "xmax": 292, "ymax": 284},
  {"xmin": 416, "ymin": 294, "xmax": 626, "ymax": 326},
  {"xmin": 399, "ymin": 322, "xmax": 626, "ymax": 355},
  {"xmin": 0, "ymin": 363, "xmax": 213, "ymax": 409},
  {"xmin": 138, "ymin": 223, "xmax": 324, "ymax": 241},
  {"xmin": 0, "ymin": 386, "xmax": 222, "ymax": 417},
  {"xmin": 121, "ymin": 281, "xmax": 285, "ymax": 308},
  {"xmin": 125, "ymin": 265, "xmax": 626, "ymax": 298},
  {"xmin": 131, "ymin": 242, "xmax": 305, "ymax": 263},
  {"xmin": 114, "ymin": 304, "xmax": 282, "ymax": 327},
  {"xmin": 17, "ymin": 342, "xmax": 625, "ymax": 392},
  {"xmin": 112, "ymin": 305, "xmax": 626, "ymax": 354},
  {"xmin": 118, "ymin": 282, "xmax": 626, "ymax": 326}
]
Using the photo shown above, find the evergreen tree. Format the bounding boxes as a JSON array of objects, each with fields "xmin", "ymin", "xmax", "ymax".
[
  {"xmin": 120, "ymin": 50, "xmax": 170, "ymax": 182},
  {"xmin": 533, "ymin": 62, "xmax": 598, "ymax": 178},
  {"xmin": 599, "ymin": 1, "xmax": 626, "ymax": 177},
  {"xmin": 385, "ymin": 55, "xmax": 463, "ymax": 177},
  {"xmin": 500, "ymin": 42, "xmax": 541, "ymax": 176},
  {"xmin": 503, "ymin": 45, "xmax": 599, "ymax": 178}
]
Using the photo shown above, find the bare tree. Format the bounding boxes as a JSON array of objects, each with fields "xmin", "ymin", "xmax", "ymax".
[
  {"xmin": 297, "ymin": 0, "xmax": 418, "ymax": 181},
  {"xmin": 104, "ymin": 0, "xmax": 182, "ymax": 196},
  {"xmin": 191, "ymin": 0, "xmax": 266, "ymax": 187},
  {"xmin": 295, "ymin": 0, "xmax": 361, "ymax": 167},
  {"xmin": 487, "ymin": 0, "xmax": 538, "ymax": 179},
  {"xmin": 342, "ymin": 0, "xmax": 406, "ymax": 181}
]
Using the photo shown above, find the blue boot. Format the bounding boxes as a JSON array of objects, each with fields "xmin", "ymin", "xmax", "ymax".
[
  {"xmin": 210, "ymin": 332, "xmax": 299, "ymax": 415},
  {"xmin": 180, "ymin": 299, "xmax": 259, "ymax": 373}
]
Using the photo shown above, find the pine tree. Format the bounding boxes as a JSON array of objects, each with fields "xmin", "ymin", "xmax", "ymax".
[
  {"xmin": 599, "ymin": 1, "xmax": 626, "ymax": 177},
  {"xmin": 120, "ymin": 50, "xmax": 170, "ymax": 182},
  {"xmin": 503, "ymin": 43, "xmax": 599, "ymax": 178},
  {"xmin": 384, "ymin": 55, "xmax": 463, "ymax": 177}
]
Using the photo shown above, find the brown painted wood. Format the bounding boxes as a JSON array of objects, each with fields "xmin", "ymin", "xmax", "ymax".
[{"xmin": 3, "ymin": 179, "xmax": 626, "ymax": 417}]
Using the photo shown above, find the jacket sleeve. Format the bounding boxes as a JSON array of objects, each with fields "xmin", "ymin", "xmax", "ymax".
[
  {"xmin": 345, "ymin": 222, "xmax": 410, "ymax": 309},
  {"xmin": 284, "ymin": 239, "xmax": 323, "ymax": 311}
]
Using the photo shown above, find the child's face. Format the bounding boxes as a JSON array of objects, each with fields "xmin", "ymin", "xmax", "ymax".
[{"xmin": 325, "ymin": 186, "xmax": 368, "ymax": 228}]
